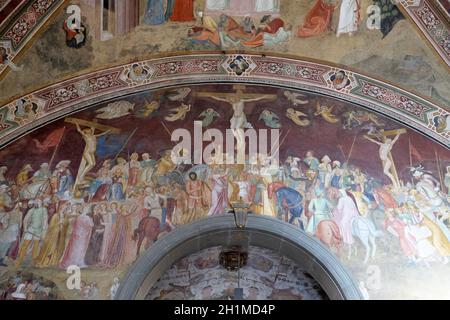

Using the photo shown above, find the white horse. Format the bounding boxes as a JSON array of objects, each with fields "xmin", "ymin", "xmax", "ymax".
[
  {"xmin": 351, "ymin": 216, "xmax": 381, "ymax": 264},
  {"xmin": 20, "ymin": 180, "xmax": 50, "ymax": 199},
  {"xmin": 416, "ymin": 180, "xmax": 449, "ymax": 225}
]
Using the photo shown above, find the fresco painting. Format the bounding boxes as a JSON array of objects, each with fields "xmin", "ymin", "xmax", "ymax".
[
  {"xmin": 147, "ymin": 246, "xmax": 328, "ymax": 300},
  {"xmin": 1, "ymin": 0, "xmax": 449, "ymax": 109},
  {"xmin": 0, "ymin": 84, "xmax": 449, "ymax": 299}
]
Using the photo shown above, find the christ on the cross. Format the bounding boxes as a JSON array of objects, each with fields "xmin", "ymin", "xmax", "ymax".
[
  {"xmin": 196, "ymin": 86, "xmax": 277, "ymax": 162},
  {"xmin": 65, "ymin": 117, "xmax": 120, "ymax": 192},
  {"xmin": 364, "ymin": 133, "xmax": 401, "ymax": 188},
  {"xmin": 75, "ymin": 123, "xmax": 110, "ymax": 185}
]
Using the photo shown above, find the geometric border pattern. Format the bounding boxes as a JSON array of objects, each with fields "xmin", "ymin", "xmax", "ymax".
[
  {"xmin": 0, "ymin": 0, "xmax": 64, "ymax": 76},
  {"xmin": 0, "ymin": 0, "xmax": 449, "ymax": 81},
  {"xmin": 0, "ymin": 53, "xmax": 448, "ymax": 148},
  {"xmin": 399, "ymin": 0, "xmax": 450, "ymax": 67}
]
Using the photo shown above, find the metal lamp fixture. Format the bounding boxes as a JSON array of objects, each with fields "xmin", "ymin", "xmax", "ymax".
[{"xmin": 230, "ymin": 197, "xmax": 251, "ymax": 229}]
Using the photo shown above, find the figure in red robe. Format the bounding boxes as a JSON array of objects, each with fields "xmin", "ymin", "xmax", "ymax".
[
  {"xmin": 259, "ymin": 15, "xmax": 284, "ymax": 34},
  {"xmin": 297, "ymin": 0, "xmax": 336, "ymax": 37},
  {"xmin": 220, "ymin": 15, "xmax": 254, "ymax": 41},
  {"xmin": 170, "ymin": 0, "xmax": 195, "ymax": 22},
  {"xmin": 241, "ymin": 16, "xmax": 285, "ymax": 47}
]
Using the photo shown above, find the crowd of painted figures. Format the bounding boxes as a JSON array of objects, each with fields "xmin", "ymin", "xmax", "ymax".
[
  {"xmin": 0, "ymin": 144, "xmax": 449, "ymax": 271},
  {"xmin": 186, "ymin": 0, "xmax": 402, "ymax": 48},
  {"xmin": 0, "ymin": 271, "xmax": 60, "ymax": 300}
]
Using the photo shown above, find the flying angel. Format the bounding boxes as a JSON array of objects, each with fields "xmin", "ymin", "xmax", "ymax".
[
  {"xmin": 165, "ymin": 103, "xmax": 191, "ymax": 122},
  {"xmin": 199, "ymin": 108, "xmax": 220, "ymax": 127},
  {"xmin": 164, "ymin": 88, "xmax": 192, "ymax": 102},
  {"xmin": 259, "ymin": 110, "xmax": 281, "ymax": 128},
  {"xmin": 314, "ymin": 102, "xmax": 339, "ymax": 124},
  {"xmin": 286, "ymin": 108, "xmax": 310, "ymax": 127},
  {"xmin": 284, "ymin": 91, "xmax": 309, "ymax": 106},
  {"xmin": 136, "ymin": 99, "xmax": 160, "ymax": 118},
  {"xmin": 95, "ymin": 101, "xmax": 135, "ymax": 119}
]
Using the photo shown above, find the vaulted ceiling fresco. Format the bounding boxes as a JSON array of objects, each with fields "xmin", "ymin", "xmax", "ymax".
[{"xmin": 0, "ymin": 0, "xmax": 449, "ymax": 301}]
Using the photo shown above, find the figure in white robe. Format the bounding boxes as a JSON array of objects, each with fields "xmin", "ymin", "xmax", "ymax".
[
  {"xmin": 263, "ymin": 26, "xmax": 292, "ymax": 46},
  {"xmin": 206, "ymin": 0, "xmax": 229, "ymax": 11},
  {"xmin": 334, "ymin": 189, "xmax": 359, "ymax": 258},
  {"xmin": 407, "ymin": 224, "xmax": 437, "ymax": 263},
  {"xmin": 337, "ymin": 0, "xmax": 360, "ymax": 37},
  {"xmin": 255, "ymin": 0, "xmax": 279, "ymax": 13}
]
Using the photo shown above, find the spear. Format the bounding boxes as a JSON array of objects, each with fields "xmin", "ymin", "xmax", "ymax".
[
  {"xmin": 434, "ymin": 149, "xmax": 444, "ymax": 192},
  {"xmin": 346, "ymin": 134, "xmax": 358, "ymax": 164},
  {"xmin": 160, "ymin": 120, "xmax": 172, "ymax": 138},
  {"xmin": 113, "ymin": 128, "xmax": 139, "ymax": 161},
  {"xmin": 49, "ymin": 127, "xmax": 66, "ymax": 170}
]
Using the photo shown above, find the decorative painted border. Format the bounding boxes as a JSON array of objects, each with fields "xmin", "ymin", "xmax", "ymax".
[
  {"xmin": 0, "ymin": 0, "xmax": 449, "ymax": 82},
  {"xmin": 0, "ymin": 54, "xmax": 448, "ymax": 148},
  {"xmin": 0, "ymin": 0, "xmax": 27, "ymax": 29},
  {"xmin": 400, "ymin": 0, "xmax": 450, "ymax": 67},
  {"xmin": 0, "ymin": 0, "xmax": 65, "ymax": 75}
]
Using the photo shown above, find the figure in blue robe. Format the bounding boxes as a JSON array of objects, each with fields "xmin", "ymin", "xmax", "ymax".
[
  {"xmin": 144, "ymin": 0, "xmax": 166, "ymax": 25},
  {"xmin": 57, "ymin": 170, "xmax": 73, "ymax": 197},
  {"xmin": 275, "ymin": 187, "xmax": 304, "ymax": 229},
  {"xmin": 107, "ymin": 176, "xmax": 125, "ymax": 201}
]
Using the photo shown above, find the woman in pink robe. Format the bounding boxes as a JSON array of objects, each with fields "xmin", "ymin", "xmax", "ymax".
[
  {"xmin": 102, "ymin": 203, "xmax": 135, "ymax": 268},
  {"xmin": 60, "ymin": 210, "xmax": 94, "ymax": 269},
  {"xmin": 384, "ymin": 211, "xmax": 417, "ymax": 259},
  {"xmin": 99, "ymin": 203, "xmax": 114, "ymax": 264},
  {"xmin": 207, "ymin": 172, "xmax": 228, "ymax": 217}
]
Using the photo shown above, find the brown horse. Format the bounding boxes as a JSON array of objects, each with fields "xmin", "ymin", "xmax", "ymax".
[
  {"xmin": 315, "ymin": 219, "xmax": 342, "ymax": 252},
  {"xmin": 132, "ymin": 217, "xmax": 171, "ymax": 257}
]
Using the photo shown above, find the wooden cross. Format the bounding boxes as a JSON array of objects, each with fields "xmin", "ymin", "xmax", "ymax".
[
  {"xmin": 65, "ymin": 117, "xmax": 121, "ymax": 134},
  {"xmin": 381, "ymin": 128, "xmax": 407, "ymax": 187},
  {"xmin": 195, "ymin": 85, "xmax": 278, "ymax": 101},
  {"xmin": 65, "ymin": 117, "xmax": 121, "ymax": 196}
]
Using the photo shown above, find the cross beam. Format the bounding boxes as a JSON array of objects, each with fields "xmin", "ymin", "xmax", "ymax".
[
  {"xmin": 195, "ymin": 85, "xmax": 277, "ymax": 101},
  {"xmin": 65, "ymin": 117, "xmax": 121, "ymax": 134},
  {"xmin": 381, "ymin": 128, "xmax": 407, "ymax": 188}
]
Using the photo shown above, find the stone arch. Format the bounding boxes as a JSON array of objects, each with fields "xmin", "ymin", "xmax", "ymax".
[{"xmin": 115, "ymin": 215, "xmax": 363, "ymax": 300}]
